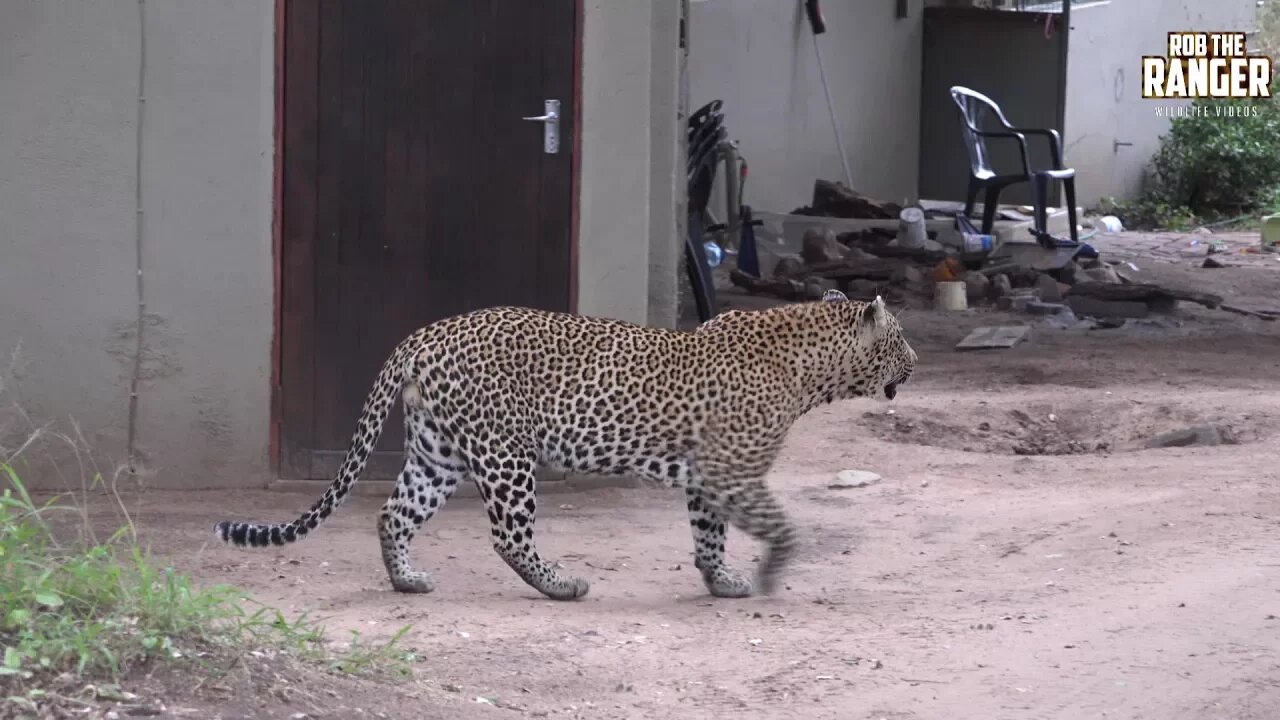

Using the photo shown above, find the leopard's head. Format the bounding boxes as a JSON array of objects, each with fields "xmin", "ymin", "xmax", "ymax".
[{"xmin": 820, "ymin": 289, "xmax": 917, "ymax": 402}]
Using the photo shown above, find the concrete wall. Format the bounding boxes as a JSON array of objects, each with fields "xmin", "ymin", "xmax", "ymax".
[
  {"xmin": 1065, "ymin": 0, "xmax": 1259, "ymax": 206},
  {"xmin": 687, "ymin": 0, "xmax": 926, "ymax": 217},
  {"xmin": 0, "ymin": 0, "xmax": 275, "ymax": 490},
  {"xmin": 1, "ymin": 0, "xmax": 681, "ymax": 489},
  {"xmin": 578, "ymin": 0, "xmax": 683, "ymax": 329}
]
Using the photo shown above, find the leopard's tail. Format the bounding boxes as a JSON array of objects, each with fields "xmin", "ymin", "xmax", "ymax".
[{"xmin": 213, "ymin": 334, "xmax": 417, "ymax": 548}]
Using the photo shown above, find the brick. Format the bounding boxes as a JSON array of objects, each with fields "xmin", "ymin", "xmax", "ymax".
[
  {"xmin": 1064, "ymin": 296, "xmax": 1149, "ymax": 319},
  {"xmin": 1026, "ymin": 301, "xmax": 1068, "ymax": 316}
]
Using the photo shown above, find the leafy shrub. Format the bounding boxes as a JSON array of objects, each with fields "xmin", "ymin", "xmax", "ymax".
[
  {"xmin": 1111, "ymin": 86, "xmax": 1280, "ymax": 229},
  {"xmin": 1098, "ymin": 196, "xmax": 1198, "ymax": 232}
]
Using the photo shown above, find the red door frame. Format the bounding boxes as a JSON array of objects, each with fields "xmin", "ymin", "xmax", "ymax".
[{"xmin": 267, "ymin": 0, "xmax": 585, "ymax": 476}]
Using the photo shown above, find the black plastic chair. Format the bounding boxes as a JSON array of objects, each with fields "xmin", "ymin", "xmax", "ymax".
[{"xmin": 949, "ymin": 86, "xmax": 1078, "ymax": 249}]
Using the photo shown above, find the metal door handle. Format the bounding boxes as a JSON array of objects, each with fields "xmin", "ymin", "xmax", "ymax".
[{"xmin": 522, "ymin": 99, "xmax": 560, "ymax": 154}]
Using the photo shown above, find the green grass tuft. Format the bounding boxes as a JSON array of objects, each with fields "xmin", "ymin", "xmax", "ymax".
[{"xmin": 0, "ymin": 463, "xmax": 418, "ymax": 714}]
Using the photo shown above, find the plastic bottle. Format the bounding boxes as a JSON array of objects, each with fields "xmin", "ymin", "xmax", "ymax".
[{"xmin": 703, "ymin": 241, "xmax": 724, "ymax": 268}]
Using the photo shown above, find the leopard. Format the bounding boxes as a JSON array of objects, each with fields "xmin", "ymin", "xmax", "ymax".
[{"xmin": 214, "ymin": 288, "xmax": 917, "ymax": 601}]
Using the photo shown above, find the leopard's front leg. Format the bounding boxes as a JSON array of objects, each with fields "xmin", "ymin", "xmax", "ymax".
[{"xmin": 685, "ymin": 487, "xmax": 753, "ymax": 598}]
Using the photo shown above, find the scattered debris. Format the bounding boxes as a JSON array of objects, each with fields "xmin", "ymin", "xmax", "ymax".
[{"xmin": 742, "ymin": 185, "xmax": 1262, "ymax": 332}]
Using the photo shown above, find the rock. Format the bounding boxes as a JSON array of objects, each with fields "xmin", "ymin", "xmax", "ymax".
[
  {"xmin": 990, "ymin": 273, "xmax": 1013, "ymax": 299},
  {"xmin": 1058, "ymin": 261, "xmax": 1084, "ymax": 286},
  {"xmin": 1192, "ymin": 226, "xmax": 1213, "ymax": 235},
  {"xmin": 804, "ymin": 277, "xmax": 838, "ymax": 299},
  {"xmin": 1144, "ymin": 425, "xmax": 1228, "ymax": 449},
  {"xmin": 1084, "ymin": 266, "xmax": 1123, "ymax": 284},
  {"xmin": 1202, "ymin": 257, "xmax": 1227, "ymax": 269},
  {"xmin": 842, "ymin": 246, "xmax": 879, "ymax": 262},
  {"xmin": 845, "ymin": 278, "xmax": 883, "ymax": 299},
  {"xmin": 830, "ymin": 470, "xmax": 882, "ymax": 489},
  {"xmin": 1036, "ymin": 273, "xmax": 1064, "ymax": 302},
  {"xmin": 1065, "ymin": 296, "xmax": 1150, "ymax": 319},
  {"xmin": 1026, "ymin": 301, "xmax": 1069, "ymax": 316},
  {"xmin": 963, "ymin": 271, "xmax": 991, "ymax": 302},
  {"xmin": 801, "ymin": 227, "xmax": 845, "ymax": 265},
  {"xmin": 1041, "ymin": 306, "xmax": 1087, "ymax": 330},
  {"xmin": 892, "ymin": 264, "xmax": 926, "ymax": 285},
  {"xmin": 773, "ymin": 255, "xmax": 806, "ymax": 277}
]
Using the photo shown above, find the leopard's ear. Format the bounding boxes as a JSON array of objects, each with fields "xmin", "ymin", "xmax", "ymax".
[
  {"xmin": 822, "ymin": 289, "xmax": 849, "ymax": 303},
  {"xmin": 860, "ymin": 295, "xmax": 887, "ymax": 330}
]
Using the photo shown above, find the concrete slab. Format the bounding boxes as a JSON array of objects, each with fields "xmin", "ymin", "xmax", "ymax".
[{"xmin": 955, "ymin": 325, "xmax": 1030, "ymax": 350}]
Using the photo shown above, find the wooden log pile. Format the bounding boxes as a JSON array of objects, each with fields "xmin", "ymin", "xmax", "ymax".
[
  {"xmin": 729, "ymin": 226, "xmax": 930, "ymax": 303},
  {"xmin": 791, "ymin": 179, "xmax": 903, "ymax": 220}
]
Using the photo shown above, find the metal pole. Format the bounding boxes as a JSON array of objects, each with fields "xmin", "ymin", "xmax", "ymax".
[{"xmin": 812, "ymin": 33, "xmax": 855, "ymax": 188}]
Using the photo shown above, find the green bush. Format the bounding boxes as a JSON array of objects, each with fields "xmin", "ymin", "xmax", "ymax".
[{"xmin": 1109, "ymin": 90, "xmax": 1280, "ymax": 230}]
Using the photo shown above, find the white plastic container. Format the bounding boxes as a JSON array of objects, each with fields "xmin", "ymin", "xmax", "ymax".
[
  {"xmin": 896, "ymin": 207, "xmax": 928, "ymax": 249},
  {"xmin": 934, "ymin": 281, "xmax": 968, "ymax": 312}
]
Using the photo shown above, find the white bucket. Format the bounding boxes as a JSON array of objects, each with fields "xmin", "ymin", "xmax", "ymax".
[
  {"xmin": 934, "ymin": 281, "xmax": 968, "ymax": 312},
  {"xmin": 1099, "ymin": 215, "xmax": 1124, "ymax": 233},
  {"xmin": 896, "ymin": 207, "xmax": 927, "ymax": 249}
]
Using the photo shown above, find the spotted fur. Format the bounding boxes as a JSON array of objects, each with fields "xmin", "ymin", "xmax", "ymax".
[{"xmin": 214, "ymin": 291, "xmax": 917, "ymax": 600}]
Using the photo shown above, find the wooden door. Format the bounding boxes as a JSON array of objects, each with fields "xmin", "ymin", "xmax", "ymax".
[{"xmin": 277, "ymin": 0, "xmax": 578, "ymax": 480}]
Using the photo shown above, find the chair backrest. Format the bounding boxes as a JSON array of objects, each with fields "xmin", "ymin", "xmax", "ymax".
[
  {"xmin": 949, "ymin": 86, "xmax": 1012, "ymax": 178},
  {"xmin": 687, "ymin": 100, "xmax": 726, "ymax": 215},
  {"xmin": 687, "ymin": 125, "xmax": 725, "ymax": 215}
]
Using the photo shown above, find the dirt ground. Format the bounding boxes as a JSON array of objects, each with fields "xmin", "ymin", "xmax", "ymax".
[{"xmin": 72, "ymin": 232, "xmax": 1280, "ymax": 719}]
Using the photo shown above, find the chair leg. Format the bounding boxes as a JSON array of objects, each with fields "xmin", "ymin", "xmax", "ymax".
[
  {"xmin": 1032, "ymin": 174, "xmax": 1050, "ymax": 246},
  {"xmin": 1063, "ymin": 177, "xmax": 1079, "ymax": 244},
  {"xmin": 685, "ymin": 213, "xmax": 718, "ymax": 323},
  {"xmin": 964, "ymin": 178, "xmax": 980, "ymax": 221},
  {"xmin": 980, "ymin": 185, "xmax": 1002, "ymax": 235}
]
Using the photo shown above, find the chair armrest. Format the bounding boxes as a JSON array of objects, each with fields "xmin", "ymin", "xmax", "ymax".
[
  {"xmin": 1010, "ymin": 127, "xmax": 1065, "ymax": 169},
  {"xmin": 971, "ymin": 128, "xmax": 1032, "ymax": 178}
]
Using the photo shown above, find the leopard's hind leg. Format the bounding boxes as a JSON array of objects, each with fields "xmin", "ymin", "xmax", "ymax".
[
  {"xmin": 472, "ymin": 448, "xmax": 589, "ymax": 601},
  {"xmin": 378, "ymin": 390, "xmax": 465, "ymax": 593}
]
